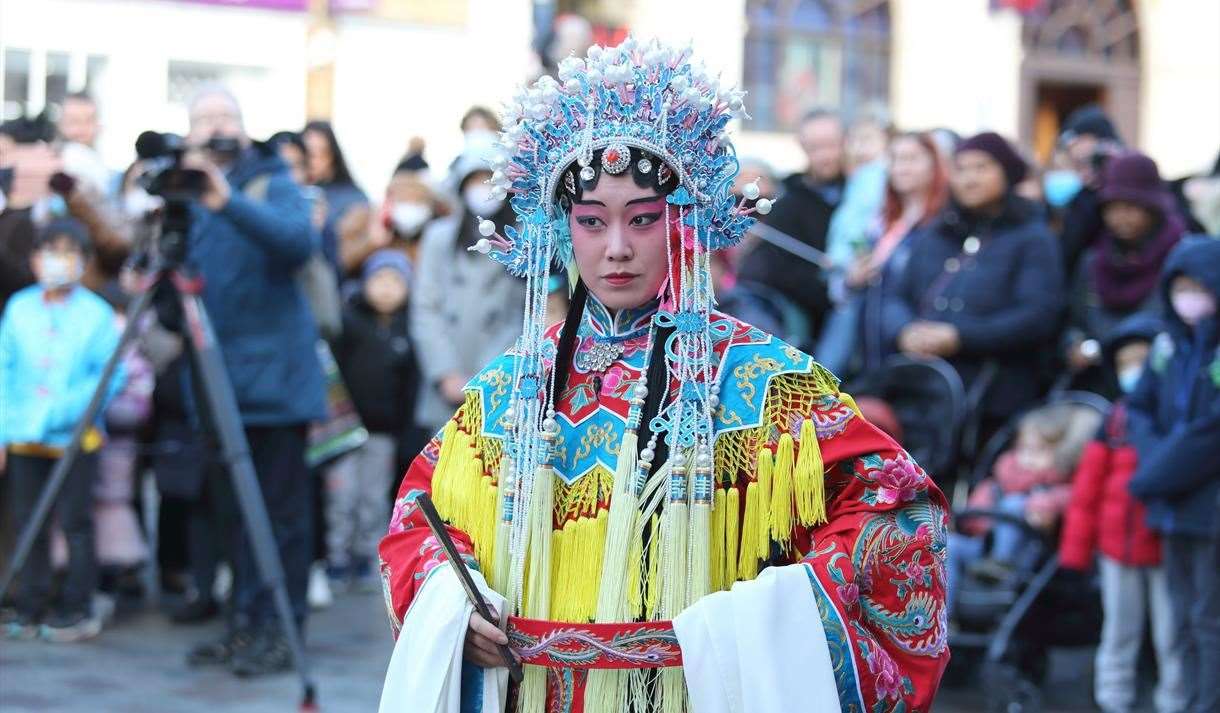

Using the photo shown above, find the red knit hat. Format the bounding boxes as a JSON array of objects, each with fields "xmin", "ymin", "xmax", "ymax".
[{"xmin": 1100, "ymin": 151, "xmax": 1171, "ymax": 214}]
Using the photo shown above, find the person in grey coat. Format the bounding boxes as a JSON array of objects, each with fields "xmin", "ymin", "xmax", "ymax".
[{"xmin": 410, "ymin": 145, "xmax": 524, "ymax": 433}]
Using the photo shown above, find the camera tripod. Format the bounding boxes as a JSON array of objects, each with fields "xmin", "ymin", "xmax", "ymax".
[{"xmin": 0, "ymin": 202, "xmax": 318, "ymax": 709}]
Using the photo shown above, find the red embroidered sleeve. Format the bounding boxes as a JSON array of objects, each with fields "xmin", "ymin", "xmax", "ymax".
[
  {"xmin": 798, "ymin": 445, "xmax": 951, "ymax": 713},
  {"xmin": 377, "ymin": 415, "xmax": 478, "ymax": 637}
]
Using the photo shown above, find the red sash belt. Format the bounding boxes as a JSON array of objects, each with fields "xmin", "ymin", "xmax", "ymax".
[{"xmin": 506, "ymin": 616, "xmax": 683, "ymax": 669}]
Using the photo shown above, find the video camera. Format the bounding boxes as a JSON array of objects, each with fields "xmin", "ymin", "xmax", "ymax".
[
  {"xmin": 133, "ymin": 132, "xmax": 240, "ymax": 264},
  {"xmin": 134, "ymin": 131, "xmax": 239, "ymax": 201}
]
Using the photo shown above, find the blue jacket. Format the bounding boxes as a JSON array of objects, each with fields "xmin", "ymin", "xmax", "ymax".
[
  {"xmin": 1127, "ymin": 235, "xmax": 1220, "ymax": 538},
  {"xmin": 881, "ymin": 196, "xmax": 1065, "ymax": 419},
  {"xmin": 186, "ymin": 144, "xmax": 327, "ymax": 426},
  {"xmin": 0, "ymin": 285, "xmax": 124, "ymax": 448}
]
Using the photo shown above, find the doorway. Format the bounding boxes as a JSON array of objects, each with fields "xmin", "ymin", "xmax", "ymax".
[{"xmin": 1032, "ymin": 82, "xmax": 1106, "ymax": 164}]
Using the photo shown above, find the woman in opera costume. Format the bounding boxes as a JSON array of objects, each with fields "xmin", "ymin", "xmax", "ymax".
[{"xmin": 378, "ymin": 37, "xmax": 949, "ymax": 713}]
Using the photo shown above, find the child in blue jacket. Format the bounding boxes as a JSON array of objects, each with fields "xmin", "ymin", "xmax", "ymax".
[
  {"xmin": 0, "ymin": 219, "xmax": 123, "ymax": 642},
  {"xmin": 1127, "ymin": 235, "xmax": 1220, "ymax": 713}
]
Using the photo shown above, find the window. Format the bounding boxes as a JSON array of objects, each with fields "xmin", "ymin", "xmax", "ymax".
[
  {"xmin": 44, "ymin": 51, "xmax": 71, "ymax": 109},
  {"xmin": 167, "ymin": 60, "xmax": 267, "ymax": 106},
  {"xmin": 3, "ymin": 49, "xmax": 31, "ymax": 121},
  {"xmin": 743, "ymin": 0, "xmax": 891, "ymax": 132}
]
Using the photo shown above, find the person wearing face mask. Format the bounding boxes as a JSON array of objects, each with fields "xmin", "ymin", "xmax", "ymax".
[
  {"xmin": 1059, "ymin": 314, "xmax": 1188, "ymax": 713},
  {"xmin": 341, "ymin": 168, "xmax": 448, "ymax": 276},
  {"xmin": 1064, "ymin": 152, "xmax": 1187, "ymax": 394},
  {"xmin": 1126, "ymin": 235, "xmax": 1220, "ymax": 713},
  {"xmin": 409, "ymin": 147, "xmax": 523, "ymax": 435},
  {"xmin": 0, "ymin": 219, "xmax": 124, "ymax": 642},
  {"xmin": 0, "ymin": 115, "xmax": 130, "ymax": 313}
]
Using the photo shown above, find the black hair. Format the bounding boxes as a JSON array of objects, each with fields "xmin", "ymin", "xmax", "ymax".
[
  {"xmin": 548, "ymin": 279, "xmax": 675, "ymax": 469},
  {"xmin": 547, "ymin": 146, "xmax": 681, "ymax": 467},
  {"xmin": 2, "ymin": 113, "xmax": 57, "ymax": 144},
  {"xmin": 35, "ymin": 218, "xmax": 91, "ymax": 255},
  {"xmin": 303, "ymin": 120, "xmax": 357, "ymax": 187},
  {"xmin": 268, "ymin": 129, "xmax": 306, "ymax": 155},
  {"xmin": 555, "ymin": 146, "xmax": 679, "ymax": 211}
]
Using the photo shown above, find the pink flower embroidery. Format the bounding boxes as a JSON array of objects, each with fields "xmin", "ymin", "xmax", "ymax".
[
  {"xmin": 601, "ymin": 366, "xmax": 627, "ymax": 397},
  {"xmin": 903, "ymin": 559, "xmax": 926, "ymax": 582},
  {"xmin": 837, "ymin": 582, "xmax": 859, "ymax": 609},
  {"xmin": 867, "ymin": 644, "xmax": 904, "ymax": 701},
  {"xmin": 874, "ymin": 457, "xmax": 925, "ymax": 504}
]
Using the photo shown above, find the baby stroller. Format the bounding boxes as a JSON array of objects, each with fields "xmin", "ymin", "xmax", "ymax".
[
  {"xmin": 846, "ymin": 355, "xmax": 967, "ymax": 495},
  {"xmin": 950, "ymin": 391, "xmax": 1111, "ymax": 713}
]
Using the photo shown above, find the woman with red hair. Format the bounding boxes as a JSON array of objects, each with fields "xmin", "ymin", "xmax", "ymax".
[{"xmin": 838, "ymin": 132, "xmax": 950, "ymax": 373}]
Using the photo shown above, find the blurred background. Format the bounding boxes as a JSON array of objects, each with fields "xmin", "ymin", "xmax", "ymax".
[{"xmin": 3, "ymin": 0, "xmax": 1217, "ymax": 195}]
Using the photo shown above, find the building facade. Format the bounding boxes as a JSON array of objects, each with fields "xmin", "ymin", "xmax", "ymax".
[{"xmin": 2, "ymin": 0, "xmax": 1216, "ymax": 196}]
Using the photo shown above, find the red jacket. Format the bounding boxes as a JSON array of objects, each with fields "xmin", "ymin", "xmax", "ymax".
[{"xmin": 1059, "ymin": 403, "xmax": 1162, "ymax": 569}]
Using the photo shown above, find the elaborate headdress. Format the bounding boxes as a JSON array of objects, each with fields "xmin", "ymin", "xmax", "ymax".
[{"xmin": 473, "ymin": 37, "xmax": 771, "ymax": 711}]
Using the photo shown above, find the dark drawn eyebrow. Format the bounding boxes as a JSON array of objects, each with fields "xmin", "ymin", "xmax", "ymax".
[
  {"xmin": 626, "ymin": 196, "xmax": 664, "ymax": 207},
  {"xmin": 573, "ymin": 199, "xmax": 606, "ymax": 207}
]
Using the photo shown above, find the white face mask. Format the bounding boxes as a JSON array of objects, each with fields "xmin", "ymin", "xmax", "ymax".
[
  {"xmin": 463, "ymin": 184, "xmax": 503, "ymax": 218},
  {"xmin": 1172, "ymin": 290, "xmax": 1217, "ymax": 326},
  {"xmin": 390, "ymin": 201, "xmax": 431, "ymax": 236},
  {"xmin": 123, "ymin": 189, "xmax": 163, "ymax": 219},
  {"xmin": 38, "ymin": 252, "xmax": 82, "ymax": 289},
  {"xmin": 1117, "ymin": 366, "xmax": 1143, "ymax": 394}
]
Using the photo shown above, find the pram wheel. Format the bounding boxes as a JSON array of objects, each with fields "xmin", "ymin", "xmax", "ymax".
[{"xmin": 982, "ymin": 660, "xmax": 1043, "ymax": 713}]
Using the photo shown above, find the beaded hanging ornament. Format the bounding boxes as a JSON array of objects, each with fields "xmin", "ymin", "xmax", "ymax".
[{"xmin": 471, "ymin": 31, "xmax": 773, "ymax": 639}]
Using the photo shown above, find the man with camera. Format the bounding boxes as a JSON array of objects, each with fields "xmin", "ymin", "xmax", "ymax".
[{"xmin": 174, "ymin": 86, "xmax": 326, "ymax": 678}]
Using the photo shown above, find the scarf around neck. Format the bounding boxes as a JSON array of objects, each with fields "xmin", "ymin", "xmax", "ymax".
[{"xmin": 1090, "ymin": 210, "xmax": 1184, "ymax": 311}]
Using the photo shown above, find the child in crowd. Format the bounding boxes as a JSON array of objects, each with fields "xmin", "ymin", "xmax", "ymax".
[
  {"xmin": 947, "ymin": 402, "xmax": 1099, "ymax": 610},
  {"xmin": 93, "ymin": 284, "xmax": 153, "ymax": 594},
  {"xmin": 1126, "ymin": 236, "xmax": 1220, "ymax": 713},
  {"xmin": 1059, "ymin": 314, "xmax": 1186, "ymax": 713},
  {"xmin": 0, "ymin": 219, "xmax": 123, "ymax": 642},
  {"xmin": 325, "ymin": 250, "xmax": 421, "ymax": 589}
]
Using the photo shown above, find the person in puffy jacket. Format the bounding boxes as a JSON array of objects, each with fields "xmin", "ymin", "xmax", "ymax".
[
  {"xmin": 1126, "ymin": 235, "xmax": 1220, "ymax": 713},
  {"xmin": 1059, "ymin": 314, "xmax": 1187, "ymax": 713}
]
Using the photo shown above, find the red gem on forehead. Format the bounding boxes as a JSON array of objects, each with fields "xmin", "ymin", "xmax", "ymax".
[{"xmin": 606, "ymin": 149, "xmax": 620, "ymax": 162}]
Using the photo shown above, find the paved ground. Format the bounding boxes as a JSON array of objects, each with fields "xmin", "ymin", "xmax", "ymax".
[
  {"xmin": 0, "ymin": 589, "xmax": 392, "ymax": 713},
  {"xmin": 0, "ymin": 588, "xmax": 1144, "ymax": 712}
]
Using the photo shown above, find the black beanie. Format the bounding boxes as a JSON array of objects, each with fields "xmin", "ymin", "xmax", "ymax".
[{"xmin": 956, "ymin": 131, "xmax": 1029, "ymax": 187}]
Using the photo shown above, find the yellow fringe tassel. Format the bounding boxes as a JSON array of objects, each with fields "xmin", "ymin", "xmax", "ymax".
[
  {"xmin": 687, "ymin": 501, "xmax": 711, "ymax": 603},
  {"xmin": 645, "ymin": 514, "xmax": 661, "ymax": 619},
  {"xmin": 588, "ymin": 429, "xmax": 644, "ymax": 713},
  {"xmin": 710, "ymin": 489, "xmax": 726, "ymax": 592},
  {"xmin": 770, "ymin": 434, "xmax": 794, "ymax": 548},
  {"xmin": 625, "ymin": 527, "xmax": 644, "ymax": 619},
  {"xmin": 724, "ymin": 486, "xmax": 740, "ymax": 586},
  {"xmin": 491, "ymin": 459, "xmax": 513, "ymax": 593},
  {"xmin": 524, "ymin": 464, "xmax": 554, "ymax": 619},
  {"xmin": 549, "ymin": 521, "xmax": 570, "ymax": 619},
  {"xmin": 593, "ymin": 429, "xmax": 640, "ymax": 620},
  {"xmin": 660, "ymin": 503, "xmax": 689, "ymax": 713},
  {"xmin": 755, "ymin": 446, "xmax": 773, "ymax": 561},
  {"xmin": 737, "ymin": 481, "xmax": 759, "ymax": 580},
  {"xmin": 518, "ymin": 666, "xmax": 547, "ymax": 713},
  {"xmin": 794, "ymin": 418, "xmax": 827, "ymax": 526},
  {"xmin": 517, "ymin": 461, "xmax": 556, "ymax": 713}
]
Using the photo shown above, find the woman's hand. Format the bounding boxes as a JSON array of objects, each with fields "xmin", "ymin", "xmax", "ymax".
[
  {"xmin": 464, "ymin": 610, "xmax": 515, "ymax": 668},
  {"xmin": 844, "ymin": 254, "xmax": 878, "ymax": 289},
  {"xmin": 899, "ymin": 321, "xmax": 961, "ymax": 358}
]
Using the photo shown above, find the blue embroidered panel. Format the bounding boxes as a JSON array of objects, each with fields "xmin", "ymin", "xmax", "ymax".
[
  {"xmin": 804, "ymin": 563, "xmax": 866, "ymax": 711},
  {"xmin": 465, "ymin": 311, "xmax": 815, "ymax": 485}
]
